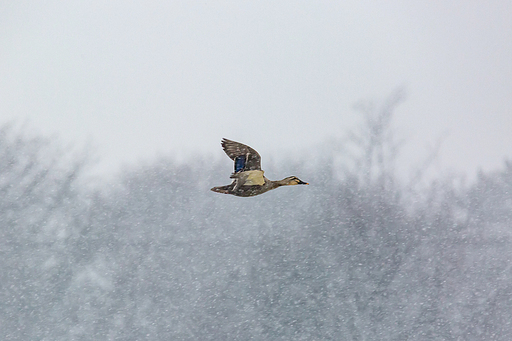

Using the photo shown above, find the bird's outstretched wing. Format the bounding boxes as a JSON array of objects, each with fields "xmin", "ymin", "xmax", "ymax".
[{"xmin": 221, "ymin": 138, "xmax": 262, "ymax": 172}]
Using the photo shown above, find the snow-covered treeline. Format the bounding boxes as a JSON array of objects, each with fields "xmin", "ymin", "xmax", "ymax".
[{"xmin": 1, "ymin": 119, "xmax": 511, "ymax": 340}]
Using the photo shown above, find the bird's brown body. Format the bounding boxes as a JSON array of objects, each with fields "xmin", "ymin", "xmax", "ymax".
[{"xmin": 211, "ymin": 138, "xmax": 308, "ymax": 197}]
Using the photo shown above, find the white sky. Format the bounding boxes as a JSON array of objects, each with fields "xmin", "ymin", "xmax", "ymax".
[{"xmin": 1, "ymin": 1, "xmax": 511, "ymax": 180}]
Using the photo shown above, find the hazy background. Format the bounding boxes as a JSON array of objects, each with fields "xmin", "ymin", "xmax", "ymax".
[
  {"xmin": 1, "ymin": 1, "xmax": 511, "ymax": 179},
  {"xmin": 2, "ymin": 3, "xmax": 512, "ymax": 339}
]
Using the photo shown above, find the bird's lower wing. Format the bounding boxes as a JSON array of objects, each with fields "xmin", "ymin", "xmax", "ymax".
[{"xmin": 231, "ymin": 170, "xmax": 265, "ymax": 188}]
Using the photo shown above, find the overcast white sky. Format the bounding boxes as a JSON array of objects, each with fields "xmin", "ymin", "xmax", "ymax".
[{"xmin": 1, "ymin": 1, "xmax": 511, "ymax": 180}]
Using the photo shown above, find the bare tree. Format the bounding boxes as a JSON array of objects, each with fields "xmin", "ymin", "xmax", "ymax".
[{"xmin": 0, "ymin": 124, "xmax": 88, "ymax": 340}]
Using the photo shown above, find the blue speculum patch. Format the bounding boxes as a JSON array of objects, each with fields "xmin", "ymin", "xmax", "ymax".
[{"xmin": 234, "ymin": 156, "xmax": 246, "ymax": 172}]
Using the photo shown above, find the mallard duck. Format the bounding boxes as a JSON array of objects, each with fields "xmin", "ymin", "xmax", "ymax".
[{"xmin": 211, "ymin": 138, "xmax": 308, "ymax": 197}]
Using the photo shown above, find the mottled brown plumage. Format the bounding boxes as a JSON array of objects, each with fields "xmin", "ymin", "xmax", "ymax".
[{"xmin": 211, "ymin": 138, "xmax": 308, "ymax": 197}]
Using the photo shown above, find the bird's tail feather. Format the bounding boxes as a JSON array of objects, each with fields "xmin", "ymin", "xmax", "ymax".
[{"xmin": 211, "ymin": 185, "xmax": 230, "ymax": 194}]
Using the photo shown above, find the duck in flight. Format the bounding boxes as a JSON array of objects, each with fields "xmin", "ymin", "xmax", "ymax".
[{"xmin": 211, "ymin": 138, "xmax": 308, "ymax": 197}]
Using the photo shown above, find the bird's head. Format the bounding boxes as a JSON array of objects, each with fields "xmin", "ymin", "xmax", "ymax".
[{"xmin": 282, "ymin": 176, "xmax": 309, "ymax": 186}]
